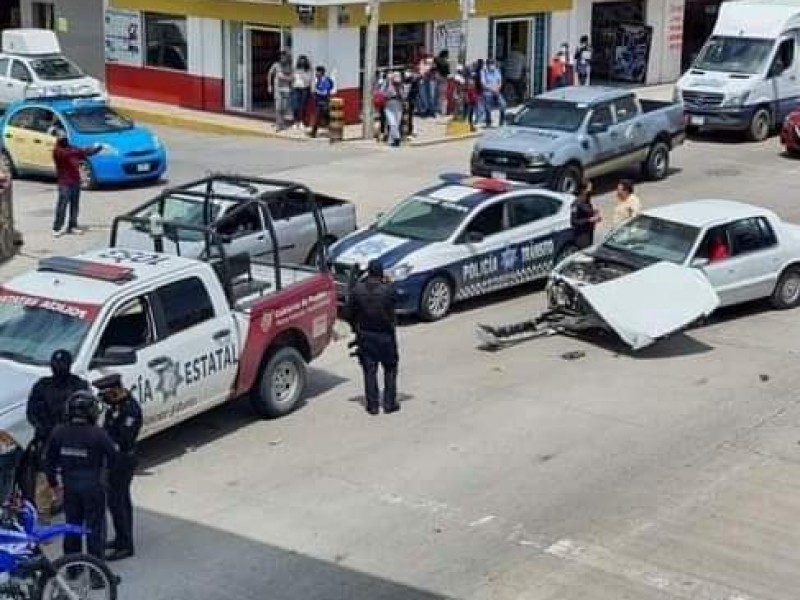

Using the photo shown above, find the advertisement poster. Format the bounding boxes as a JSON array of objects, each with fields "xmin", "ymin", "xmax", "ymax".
[
  {"xmin": 612, "ymin": 23, "xmax": 652, "ymax": 83},
  {"xmin": 104, "ymin": 8, "xmax": 142, "ymax": 66},
  {"xmin": 433, "ymin": 20, "xmax": 463, "ymax": 58}
]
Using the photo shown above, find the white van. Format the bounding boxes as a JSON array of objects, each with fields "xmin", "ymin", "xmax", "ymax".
[
  {"xmin": 0, "ymin": 29, "xmax": 104, "ymax": 110},
  {"xmin": 675, "ymin": 0, "xmax": 800, "ymax": 141}
]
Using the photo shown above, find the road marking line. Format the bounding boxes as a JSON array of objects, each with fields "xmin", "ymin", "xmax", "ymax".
[
  {"xmin": 469, "ymin": 515, "xmax": 497, "ymax": 527},
  {"xmin": 545, "ymin": 539, "xmax": 762, "ymax": 600}
]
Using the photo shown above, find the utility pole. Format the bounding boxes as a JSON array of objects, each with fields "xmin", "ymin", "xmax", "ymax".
[
  {"xmin": 458, "ymin": 0, "xmax": 471, "ymax": 67},
  {"xmin": 362, "ymin": 0, "xmax": 381, "ymax": 140}
]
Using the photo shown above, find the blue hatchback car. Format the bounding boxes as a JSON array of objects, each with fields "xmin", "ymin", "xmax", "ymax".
[{"xmin": 0, "ymin": 97, "xmax": 166, "ymax": 189}]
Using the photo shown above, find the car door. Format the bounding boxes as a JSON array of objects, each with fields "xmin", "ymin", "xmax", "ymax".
[
  {"xmin": 3, "ymin": 106, "xmax": 41, "ymax": 169},
  {"xmin": 612, "ymin": 94, "xmax": 648, "ymax": 163},
  {"xmin": 25, "ymin": 106, "xmax": 61, "ymax": 172},
  {"xmin": 0, "ymin": 58, "xmax": 11, "ymax": 107},
  {"xmin": 215, "ymin": 202, "xmax": 270, "ymax": 260},
  {"xmin": 505, "ymin": 193, "xmax": 565, "ymax": 282},
  {"xmin": 584, "ymin": 102, "xmax": 617, "ymax": 174},
  {"xmin": 6, "ymin": 60, "xmax": 33, "ymax": 104},
  {"xmin": 768, "ymin": 36, "xmax": 800, "ymax": 122},
  {"xmin": 267, "ymin": 196, "xmax": 315, "ymax": 265},
  {"xmin": 451, "ymin": 200, "xmax": 509, "ymax": 300},
  {"xmin": 693, "ymin": 225, "xmax": 740, "ymax": 306}
]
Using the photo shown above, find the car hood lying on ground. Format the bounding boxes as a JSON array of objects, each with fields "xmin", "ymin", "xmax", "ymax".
[{"xmin": 572, "ymin": 262, "xmax": 720, "ymax": 350}]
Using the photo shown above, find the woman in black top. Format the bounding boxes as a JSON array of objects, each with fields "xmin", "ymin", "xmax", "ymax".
[{"xmin": 570, "ymin": 179, "xmax": 601, "ymax": 249}]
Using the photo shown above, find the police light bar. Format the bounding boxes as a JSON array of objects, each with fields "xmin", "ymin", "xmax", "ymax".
[
  {"xmin": 38, "ymin": 256, "xmax": 135, "ymax": 283},
  {"xmin": 439, "ymin": 172, "xmax": 513, "ymax": 193}
]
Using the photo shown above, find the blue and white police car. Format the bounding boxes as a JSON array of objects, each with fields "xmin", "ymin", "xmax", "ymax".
[{"xmin": 329, "ymin": 175, "xmax": 576, "ymax": 321}]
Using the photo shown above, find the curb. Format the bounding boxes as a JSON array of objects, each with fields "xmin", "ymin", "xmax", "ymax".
[
  {"xmin": 112, "ymin": 104, "xmax": 306, "ymax": 141},
  {"xmin": 409, "ymin": 132, "xmax": 480, "ymax": 147}
]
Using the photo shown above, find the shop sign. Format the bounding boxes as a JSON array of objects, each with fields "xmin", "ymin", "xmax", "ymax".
[
  {"xmin": 104, "ymin": 8, "xmax": 143, "ymax": 67},
  {"xmin": 434, "ymin": 20, "xmax": 462, "ymax": 58}
]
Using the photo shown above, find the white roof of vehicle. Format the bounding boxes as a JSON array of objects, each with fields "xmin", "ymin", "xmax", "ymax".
[
  {"xmin": 3, "ymin": 248, "xmax": 197, "ymax": 305},
  {"xmin": 645, "ymin": 200, "xmax": 775, "ymax": 228},
  {"xmin": 713, "ymin": 0, "xmax": 800, "ymax": 38}
]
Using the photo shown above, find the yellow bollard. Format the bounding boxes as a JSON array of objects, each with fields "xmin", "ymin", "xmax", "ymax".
[{"xmin": 329, "ymin": 97, "xmax": 344, "ymax": 143}]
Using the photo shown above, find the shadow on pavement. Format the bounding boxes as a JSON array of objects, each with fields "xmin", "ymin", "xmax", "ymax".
[
  {"xmin": 116, "ymin": 508, "xmax": 455, "ymax": 600},
  {"xmin": 137, "ymin": 366, "xmax": 347, "ymax": 469}
]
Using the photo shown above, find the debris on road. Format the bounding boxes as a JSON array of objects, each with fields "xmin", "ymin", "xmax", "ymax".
[{"xmin": 561, "ymin": 351, "xmax": 586, "ymax": 361}]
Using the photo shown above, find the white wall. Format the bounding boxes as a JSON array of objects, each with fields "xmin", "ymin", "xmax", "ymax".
[
  {"xmin": 292, "ymin": 27, "xmax": 328, "ymax": 68},
  {"xmin": 188, "ymin": 17, "xmax": 223, "ymax": 78},
  {"xmin": 466, "ymin": 16, "xmax": 489, "ymax": 63},
  {"xmin": 325, "ymin": 26, "xmax": 360, "ymax": 88},
  {"xmin": 645, "ymin": 0, "xmax": 684, "ymax": 83}
]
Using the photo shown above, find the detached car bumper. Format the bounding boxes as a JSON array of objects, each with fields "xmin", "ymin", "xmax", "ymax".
[
  {"xmin": 90, "ymin": 149, "xmax": 167, "ymax": 185},
  {"xmin": 684, "ymin": 107, "xmax": 754, "ymax": 131}
]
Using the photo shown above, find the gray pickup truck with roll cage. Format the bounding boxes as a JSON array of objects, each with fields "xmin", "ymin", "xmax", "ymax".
[{"xmin": 471, "ymin": 86, "xmax": 686, "ymax": 194}]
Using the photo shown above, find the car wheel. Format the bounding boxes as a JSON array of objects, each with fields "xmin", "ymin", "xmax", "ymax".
[
  {"xmin": 771, "ymin": 266, "xmax": 800, "ymax": 309},
  {"xmin": 642, "ymin": 141, "xmax": 670, "ymax": 180},
  {"xmin": 420, "ymin": 275, "xmax": 453, "ymax": 321},
  {"xmin": 0, "ymin": 150, "xmax": 15, "ymax": 177},
  {"xmin": 553, "ymin": 164, "xmax": 582, "ymax": 194},
  {"xmin": 79, "ymin": 160, "xmax": 97, "ymax": 190},
  {"xmin": 747, "ymin": 108, "xmax": 771, "ymax": 142},
  {"xmin": 251, "ymin": 346, "xmax": 307, "ymax": 418}
]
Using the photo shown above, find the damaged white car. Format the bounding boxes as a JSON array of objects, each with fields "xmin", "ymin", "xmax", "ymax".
[{"xmin": 480, "ymin": 200, "xmax": 800, "ymax": 350}]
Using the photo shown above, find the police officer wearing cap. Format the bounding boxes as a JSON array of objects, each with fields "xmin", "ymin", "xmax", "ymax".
[
  {"xmin": 346, "ymin": 259, "xmax": 401, "ymax": 415},
  {"xmin": 23, "ymin": 349, "xmax": 88, "ymax": 506},
  {"xmin": 95, "ymin": 373, "xmax": 142, "ymax": 562},
  {"xmin": 46, "ymin": 390, "xmax": 117, "ymax": 560}
]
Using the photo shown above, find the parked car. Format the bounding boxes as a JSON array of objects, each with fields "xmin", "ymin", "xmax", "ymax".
[
  {"xmin": 0, "ymin": 29, "xmax": 104, "ymax": 109},
  {"xmin": 471, "ymin": 86, "xmax": 686, "ymax": 193},
  {"xmin": 675, "ymin": 0, "xmax": 800, "ymax": 142},
  {"xmin": 546, "ymin": 200, "xmax": 800, "ymax": 349},
  {"xmin": 0, "ymin": 96, "xmax": 166, "ymax": 188},
  {"xmin": 328, "ymin": 174, "xmax": 575, "ymax": 321},
  {"xmin": 114, "ymin": 175, "xmax": 357, "ymax": 266},
  {"xmin": 779, "ymin": 106, "xmax": 800, "ymax": 154},
  {"xmin": 0, "ymin": 178, "xmax": 338, "ymax": 490}
]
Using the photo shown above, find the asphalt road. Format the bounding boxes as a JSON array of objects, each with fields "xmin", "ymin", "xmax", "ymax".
[{"xmin": 7, "ymin": 126, "xmax": 800, "ymax": 600}]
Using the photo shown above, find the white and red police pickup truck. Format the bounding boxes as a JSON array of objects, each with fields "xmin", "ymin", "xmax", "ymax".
[{"xmin": 0, "ymin": 176, "xmax": 338, "ymax": 474}]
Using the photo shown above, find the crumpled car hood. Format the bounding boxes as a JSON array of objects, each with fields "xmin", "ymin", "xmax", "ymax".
[{"xmin": 575, "ymin": 262, "xmax": 720, "ymax": 350}]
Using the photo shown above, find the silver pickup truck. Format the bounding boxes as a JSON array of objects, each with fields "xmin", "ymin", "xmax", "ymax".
[
  {"xmin": 115, "ymin": 175, "xmax": 357, "ymax": 266},
  {"xmin": 471, "ymin": 86, "xmax": 686, "ymax": 194}
]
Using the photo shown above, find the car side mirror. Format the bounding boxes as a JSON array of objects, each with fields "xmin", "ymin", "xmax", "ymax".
[
  {"xmin": 691, "ymin": 257, "xmax": 709, "ymax": 268},
  {"xmin": 587, "ymin": 121, "xmax": 608, "ymax": 134},
  {"xmin": 90, "ymin": 347, "xmax": 136, "ymax": 369},
  {"xmin": 464, "ymin": 231, "xmax": 484, "ymax": 244}
]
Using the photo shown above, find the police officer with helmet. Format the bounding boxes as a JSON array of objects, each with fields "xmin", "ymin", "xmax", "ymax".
[
  {"xmin": 23, "ymin": 349, "xmax": 88, "ymax": 507},
  {"xmin": 346, "ymin": 259, "xmax": 401, "ymax": 415},
  {"xmin": 95, "ymin": 373, "xmax": 142, "ymax": 562},
  {"xmin": 45, "ymin": 390, "xmax": 117, "ymax": 560}
]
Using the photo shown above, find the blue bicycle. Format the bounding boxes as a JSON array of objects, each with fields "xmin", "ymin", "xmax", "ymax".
[{"xmin": 0, "ymin": 493, "xmax": 117, "ymax": 600}]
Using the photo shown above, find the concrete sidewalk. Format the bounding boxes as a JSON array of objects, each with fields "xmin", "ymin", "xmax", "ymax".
[{"xmin": 112, "ymin": 83, "xmax": 674, "ymax": 146}]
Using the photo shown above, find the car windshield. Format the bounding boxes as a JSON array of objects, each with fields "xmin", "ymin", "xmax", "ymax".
[
  {"xmin": 512, "ymin": 100, "xmax": 588, "ymax": 132},
  {"xmin": 135, "ymin": 196, "xmax": 222, "ymax": 242},
  {"xmin": 65, "ymin": 107, "xmax": 134, "ymax": 134},
  {"xmin": 29, "ymin": 56, "xmax": 84, "ymax": 81},
  {"xmin": 693, "ymin": 36, "xmax": 774, "ymax": 74},
  {"xmin": 603, "ymin": 215, "xmax": 699, "ymax": 264},
  {"xmin": 375, "ymin": 195, "xmax": 470, "ymax": 242},
  {"xmin": 0, "ymin": 295, "xmax": 94, "ymax": 365}
]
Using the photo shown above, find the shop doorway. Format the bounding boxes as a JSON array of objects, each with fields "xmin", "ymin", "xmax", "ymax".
[
  {"xmin": 493, "ymin": 19, "xmax": 532, "ymax": 105},
  {"xmin": 247, "ymin": 27, "xmax": 283, "ymax": 113},
  {"xmin": 591, "ymin": 0, "xmax": 651, "ymax": 83},
  {"xmin": 224, "ymin": 23, "xmax": 287, "ymax": 114}
]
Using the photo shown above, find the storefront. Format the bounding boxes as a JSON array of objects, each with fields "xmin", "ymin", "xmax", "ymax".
[
  {"xmin": 1, "ymin": 1, "xmax": 22, "ymax": 31},
  {"xmin": 105, "ymin": 0, "xmax": 571, "ymax": 123},
  {"xmin": 681, "ymin": 0, "xmax": 719, "ymax": 71}
]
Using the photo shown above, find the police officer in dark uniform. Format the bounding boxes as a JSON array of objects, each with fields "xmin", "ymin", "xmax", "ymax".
[
  {"xmin": 95, "ymin": 373, "xmax": 142, "ymax": 562},
  {"xmin": 45, "ymin": 390, "xmax": 117, "ymax": 560},
  {"xmin": 346, "ymin": 259, "xmax": 400, "ymax": 415},
  {"xmin": 23, "ymin": 349, "xmax": 88, "ymax": 506}
]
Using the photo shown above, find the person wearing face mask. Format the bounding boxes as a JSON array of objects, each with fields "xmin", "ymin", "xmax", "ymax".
[
  {"xmin": 480, "ymin": 59, "xmax": 506, "ymax": 128},
  {"xmin": 22, "ymin": 349, "xmax": 89, "ymax": 509}
]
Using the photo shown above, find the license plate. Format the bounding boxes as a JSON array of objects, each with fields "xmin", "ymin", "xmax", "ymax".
[
  {"xmin": 135, "ymin": 163, "xmax": 151, "ymax": 173},
  {"xmin": 491, "ymin": 171, "xmax": 507, "ymax": 180},
  {"xmin": 690, "ymin": 116, "xmax": 705, "ymax": 126}
]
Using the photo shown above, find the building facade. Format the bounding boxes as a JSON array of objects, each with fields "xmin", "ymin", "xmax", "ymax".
[
  {"xmin": 104, "ymin": 0, "xmax": 698, "ymax": 122},
  {"xmin": 16, "ymin": 0, "xmax": 106, "ymax": 79}
]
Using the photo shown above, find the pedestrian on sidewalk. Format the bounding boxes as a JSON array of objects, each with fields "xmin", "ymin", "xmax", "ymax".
[
  {"xmin": 434, "ymin": 50, "xmax": 451, "ymax": 116},
  {"xmin": 574, "ymin": 35, "xmax": 592, "ymax": 85},
  {"xmin": 472, "ymin": 59, "xmax": 486, "ymax": 126},
  {"xmin": 291, "ymin": 54, "xmax": 313, "ymax": 128},
  {"xmin": 268, "ymin": 51, "xmax": 294, "ymax": 130},
  {"xmin": 384, "ymin": 72, "xmax": 405, "ymax": 147},
  {"xmin": 465, "ymin": 70, "xmax": 480, "ymax": 132},
  {"xmin": 51, "ymin": 131, "xmax": 101, "ymax": 238},
  {"xmin": 481, "ymin": 59, "xmax": 507, "ymax": 127},
  {"xmin": 373, "ymin": 70, "xmax": 389, "ymax": 141},
  {"xmin": 404, "ymin": 70, "xmax": 420, "ymax": 137},
  {"xmin": 550, "ymin": 48, "xmax": 569, "ymax": 89},
  {"xmin": 612, "ymin": 179, "xmax": 642, "ymax": 226},
  {"xmin": 571, "ymin": 179, "xmax": 601, "ymax": 249},
  {"xmin": 310, "ymin": 65, "xmax": 335, "ymax": 138}
]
